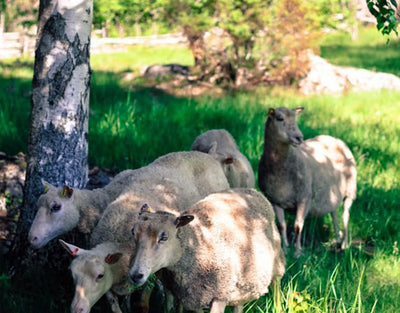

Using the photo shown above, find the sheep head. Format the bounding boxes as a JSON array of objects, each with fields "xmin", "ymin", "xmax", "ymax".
[
  {"xmin": 28, "ymin": 181, "xmax": 80, "ymax": 249},
  {"xmin": 266, "ymin": 107, "xmax": 304, "ymax": 146},
  {"xmin": 59, "ymin": 240, "xmax": 123, "ymax": 313},
  {"xmin": 129, "ymin": 210, "xmax": 194, "ymax": 286}
]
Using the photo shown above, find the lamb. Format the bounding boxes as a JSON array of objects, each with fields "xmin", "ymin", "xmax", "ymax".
[
  {"xmin": 61, "ymin": 151, "xmax": 230, "ymax": 313},
  {"xmin": 258, "ymin": 106, "xmax": 357, "ymax": 257},
  {"xmin": 28, "ymin": 169, "xmax": 137, "ymax": 249},
  {"xmin": 129, "ymin": 188, "xmax": 286, "ymax": 313},
  {"xmin": 191, "ymin": 129, "xmax": 255, "ymax": 188}
]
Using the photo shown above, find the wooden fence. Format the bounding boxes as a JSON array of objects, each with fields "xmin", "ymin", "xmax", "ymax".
[{"xmin": 0, "ymin": 32, "xmax": 187, "ymax": 59}]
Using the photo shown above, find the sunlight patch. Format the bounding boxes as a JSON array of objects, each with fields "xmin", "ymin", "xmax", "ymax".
[{"xmin": 365, "ymin": 254, "xmax": 400, "ymax": 302}]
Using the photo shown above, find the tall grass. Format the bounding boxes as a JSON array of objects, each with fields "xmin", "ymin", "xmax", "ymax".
[{"xmin": 0, "ymin": 27, "xmax": 400, "ymax": 312}]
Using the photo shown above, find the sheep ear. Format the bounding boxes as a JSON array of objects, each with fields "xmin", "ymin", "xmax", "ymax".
[
  {"xmin": 41, "ymin": 179, "xmax": 53, "ymax": 193},
  {"xmin": 61, "ymin": 186, "xmax": 74, "ymax": 198},
  {"xmin": 175, "ymin": 214, "xmax": 194, "ymax": 228},
  {"xmin": 268, "ymin": 108, "xmax": 275, "ymax": 116},
  {"xmin": 59, "ymin": 239, "xmax": 84, "ymax": 257},
  {"xmin": 105, "ymin": 253, "xmax": 123, "ymax": 264},
  {"xmin": 139, "ymin": 203, "xmax": 151, "ymax": 215},
  {"xmin": 294, "ymin": 107, "xmax": 304, "ymax": 114},
  {"xmin": 208, "ymin": 141, "xmax": 218, "ymax": 154}
]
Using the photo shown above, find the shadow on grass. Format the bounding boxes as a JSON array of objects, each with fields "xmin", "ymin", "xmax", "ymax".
[{"xmin": 89, "ymin": 70, "xmax": 253, "ymax": 170}]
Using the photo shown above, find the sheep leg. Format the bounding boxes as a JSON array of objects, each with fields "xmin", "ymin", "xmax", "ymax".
[
  {"xmin": 341, "ymin": 197, "xmax": 353, "ymax": 250},
  {"xmin": 294, "ymin": 200, "xmax": 309, "ymax": 257},
  {"xmin": 330, "ymin": 211, "xmax": 341, "ymax": 246},
  {"xmin": 275, "ymin": 205, "xmax": 289, "ymax": 247},
  {"xmin": 164, "ymin": 289, "xmax": 175, "ymax": 313},
  {"xmin": 176, "ymin": 301, "xmax": 184, "ymax": 313},
  {"xmin": 232, "ymin": 305, "xmax": 244, "ymax": 313},
  {"xmin": 210, "ymin": 299, "xmax": 226, "ymax": 313},
  {"xmin": 105, "ymin": 291, "xmax": 122, "ymax": 313}
]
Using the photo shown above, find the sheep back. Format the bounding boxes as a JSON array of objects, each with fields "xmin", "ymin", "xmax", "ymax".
[
  {"xmin": 172, "ymin": 188, "xmax": 285, "ymax": 310},
  {"xmin": 191, "ymin": 129, "xmax": 255, "ymax": 188},
  {"xmin": 91, "ymin": 151, "xmax": 229, "ymax": 246},
  {"xmin": 301, "ymin": 135, "xmax": 357, "ymax": 214}
]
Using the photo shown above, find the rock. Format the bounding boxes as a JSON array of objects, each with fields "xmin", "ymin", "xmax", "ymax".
[
  {"xmin": 299, "ymin": 51, "xmax": 400, "ymax": 95},
  {"xmin": 144, "ymin": 64, "xmax": 190, "ymax": 77}
]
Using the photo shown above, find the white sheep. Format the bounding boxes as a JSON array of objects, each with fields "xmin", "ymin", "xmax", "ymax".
[
  {"xmin": 191, "ymin": 129, "xmax": 255, "ymax": 188},
  {"xmin": 59, "ymin": 240, "xmax": 132, "ymax": 313},
  {"xmin": 129, "ymin": 188, "xmax": 286, "ymax": 313},
  {"xmin": 61, "ymin": 151, "xmax": 230, "ymax": 313},
  {"xmin": 258, "ymin": 107, "xmax": 357, "ymax": 257},
  {"xmin": 28, "ymin": 169, "xmax": 137, "ymax": 248}
]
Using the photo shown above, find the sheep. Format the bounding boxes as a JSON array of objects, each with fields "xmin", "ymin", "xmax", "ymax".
[
  {"xmin": 59, "ymin": 240, "xmax": 132, "ymax": 313},
  {"xmin": 258, "ymin": 106, "xmax": 357, "ymax": 257},
  {"xmin": 28, "ymin": 169, "xmax": 137, "ymax": 249},
  {"xmin": 61, "ymin": 151, "xmax": 230, "ymax": 313},
  {"xmin": 129, "ymin": 188, "xmax": 286, "ymax": 313},
  {"xmin": 191, "ymin": 129, "xmax": 255, "ymax": 188}
]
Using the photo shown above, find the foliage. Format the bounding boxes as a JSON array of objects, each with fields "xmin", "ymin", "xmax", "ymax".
[
  {"xmin": 0, "ymin": 0, "xmax": 37, "ymax": 32},
  {"xmin": 93, "ymin": 0, "xmax": 168, "ymax": 36},
  {"xmin": 163, "ymin": 0, "xmax": 321, "ymax": 86},
  {"xmin": 163, "ymin": 0, "xmax": 216, "ymax": 67},
  {"xmin": 260, "ymin": 0, "xmax": 320, "ymax": 85},
  {"xmin": 216, "ymin": 0, "xmax": 271, "ymax": 61},
  {"xmin": 366, "ymin": 0, "xmax": 399, "ymax": 36},
  {"xmin": 307, "ymin": 0, "xmax": 358, "ymax": 31}
]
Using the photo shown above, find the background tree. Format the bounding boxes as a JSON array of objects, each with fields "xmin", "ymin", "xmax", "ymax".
[
  {"xmin": 10, "ymin": 0, "xmax": 93, "ymax": 279},
  {"xmin": 93, "ymin": 0, "xmax": 123, "ymax": 36},
  {"xmin": 164, "ymin": 0, "xmax": 215, "ymax": 68},
  {"xmin": 164, "ymin": 0, "xmax": 319, "ymax": 86},
  {"xmin": 0, "ymin": 0, "xmax": 38, "ymax": 32}
]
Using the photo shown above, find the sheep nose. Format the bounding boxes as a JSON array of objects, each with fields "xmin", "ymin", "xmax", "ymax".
[
  {"xmin": 295, "ymin": 135, "xmax": 303, "ymax": 143},
  {"xmin": 72, "ymin": 304, "xmax": 85, "ymax": 313},
  {"xmin": 28, "ymin": 234, "xmax": 38, "ymax": 244},
  {"xmin": 130, "ymin": 272, "xmax": 144, "ymax": 284}
]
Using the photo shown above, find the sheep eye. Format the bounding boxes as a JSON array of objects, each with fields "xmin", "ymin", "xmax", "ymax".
[
  {"xmin": 131, "ymin": 227, "xmax": 135, "ymax": 236},
  {"xmin": 50, "ymin": 203, "xmax": 62, "ymax": 213},
  {"xmin": 276, "ymin": 116, "xmax": 284, "ymax": 122},
  {"xmin": 159, "ymin": 231, "xmax": 168, "ymax": 243},
  {"xmin": 96, "ymin": 273, "xmax": 104, "ymax": 281}
]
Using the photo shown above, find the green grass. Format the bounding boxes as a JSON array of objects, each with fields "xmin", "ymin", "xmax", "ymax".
[
  {"xmin": 1, "ymin": 27, "xmax": 400, "ymax": 312},
  {"xmin": 90, "ymin": 45, "xmax": 193, "ymax": 72},
  {"xmin": 319, "ymin": 26, "xmax": 400, "ymax": 76}
]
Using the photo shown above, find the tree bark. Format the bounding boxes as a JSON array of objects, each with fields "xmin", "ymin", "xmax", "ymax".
[{"xmin": 9, "ymin": 0, "xmax": 93, "ymax": 279}]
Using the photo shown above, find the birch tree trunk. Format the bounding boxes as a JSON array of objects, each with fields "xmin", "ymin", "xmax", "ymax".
[{"xmin": 9, "ymin": 0, "xmax": 93, "ymax": 278}]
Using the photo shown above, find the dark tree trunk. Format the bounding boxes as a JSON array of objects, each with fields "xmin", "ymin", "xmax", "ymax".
[{"xmin": 9, "ymin": 0, "xmax": 93, "ymax": 282}]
